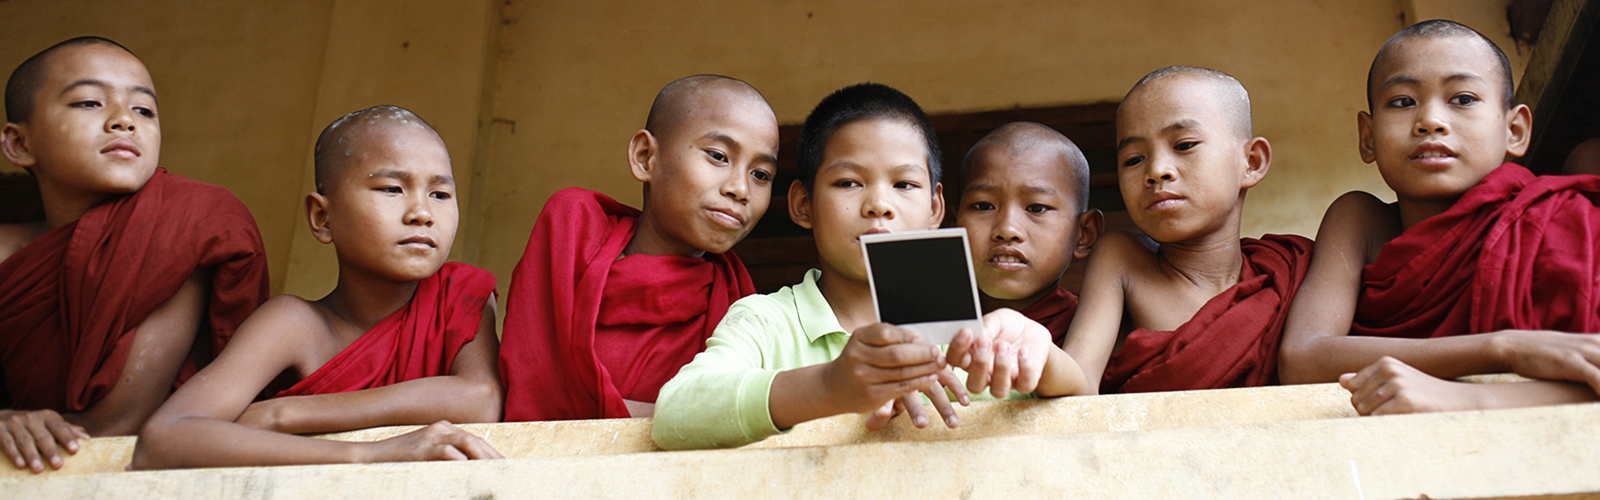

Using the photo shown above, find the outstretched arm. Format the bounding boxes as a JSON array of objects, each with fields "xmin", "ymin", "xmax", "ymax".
[
  {"xmin": 1341, "ymin": 357, "xmax": 1598, "ymax": 415},
  {"xmin": 236, "ymin": 300, "xmax": 503, "ymax": 434},
  {"xmin": 3, "ymin": 269, "xmax": 209, "ymax": 473},
  {"xmin": 132, "ymin": 297, "xmax": 499, "ymax": 470},
  {"xmin": 1056, "ymin": 231, "xmax": 1138, "ymax": 394}
]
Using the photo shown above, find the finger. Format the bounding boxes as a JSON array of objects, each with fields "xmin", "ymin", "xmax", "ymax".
[
  {"xmin": 1013, "ymin": 346, "xmax": 1045, "ymax": 394},
  {"xmin": 46, "ymin": 418, "xmax": 80, "ymax": 456},
  {"xmin": 947, "ymin": 329, "xmax": 976, "ymax": 369},
  {"xmin": 0, "ymin": 429, "xmax": 23, "ymax": 469},
  {"xmin": 1576, "ymin": 363, "xmax": 1600, "ymax": 397},
  {"xmin": 1338, "ymin": 372, "xmax": 1358, "ymax": 391},
  {"xmin": 966, "ymin": 333, "xmax": 995, "ymax": 394},
  {"xmin": 991, "ymin": 341, "xmax": 1017, "ymax": 398},
  {"xmin": 922, "ymin": 378, "xmax": 959, "ymax": 428},
  {"xmin": 440, "ymin": 445, "xmax": 469, "ymax": 461},
  {"xmin": 861, "ymin": 342, "xmax": 943, "ymax": 369},
  {"xmin": 861, "ymin": 357, "xmax": 946, "ymax": 385},
  {"xmin": 856, "ymin": 323, "xmax": 922, "ymax": 347},
  {"xmin": 940, "ymin": 368, "xmax": 970, "ymax": 407},
  {"xmin": 864, "ymin": 400, "xmax": 895, "ymax": 431},
  {"xmin": 25, "ymin": 418, "xmax": 62, "ymax": 470},
  {"xmin": 458, "ymin": 436, "xmax": 503, "ymax": 460},
  {"xmin": 12, "ymin": 423, "xmax": 41, "ymax": 473},
  {"xmin": 901, "ymin": 394, "xmax": 930, "ymax": 428}
]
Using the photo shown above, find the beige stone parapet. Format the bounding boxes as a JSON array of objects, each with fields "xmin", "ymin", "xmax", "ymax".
[
  {"xmin": 1, "ymin": 382, "xmax": 1358, "ymax": 477},
  {"xmin": 5, "ymin": 398, "xmax": 1599, "ymax": 499}
]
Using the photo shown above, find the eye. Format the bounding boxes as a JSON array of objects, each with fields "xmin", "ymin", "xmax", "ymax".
[
  {"xmin": 134, "ymin": 106, "xmax": 156, "ymax": 118},
  {"xmin": 1450, "ymin": 94, "xmax": 1480, "ymax": 106},
  {"xmin": 431, "ymin": 191, "xmax": 452, "ymax": 200},
  {"xmin": 1386, "ymin": 96, "xmax": 1416, "ymax": 108},
  {"xmin": 1122, "ymin": 155, "xmax": 1144, "ymax": 168},
  {"xmin": 751, "ymin": 169, "xmax": 773, "ymax": 182},
  {"xmin": 1026, "ymin": 204, "xmax": 1053, "ymax": 214},
  {"xmin": 377, "ymin": 186, "xmax": 402, "ymax": 194},
  {"xmin": 707, "ymin": 150, "xmax": 728, "ymax": 163},
  {"xmin": 1174, "ymin": 141, "xmax": 1199, "ymax": 152},
  {"xmin": 969, "ymin": 201, "xmax": 995, "ymax": 211},
  {"xmin": 70, "ymin": 100, "xmax": 102, "ymax": 109},
  {"xmin": 832, "ymin": 179, "xmax": 861, "ymax": 189},
  {"xmin": 894, "ymin": 181, "xmax": 922, "ymax": 190}
]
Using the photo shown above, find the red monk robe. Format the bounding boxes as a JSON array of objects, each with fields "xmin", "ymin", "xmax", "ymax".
[
  {"xmin": 1101, "ymin": 234, "xmax": 1313, "ymax": 394},
  {"xmin": 0, "ymin": 169, "xmax": 269, "ymax": 412},
  {"xmin": 1354, "ymin": 163, "xmax": 1600, "ymax": 338},
  {"xmin": 1019, "ymin": 286, "xmax": 1078, "ymax": 346},
  {"xmin": 499, "ymin": 187, "xmax": 756, "ymax": 421},
  {"xmin": 273, "ymin": 263, "xmax": 495, "ymax": 397}
]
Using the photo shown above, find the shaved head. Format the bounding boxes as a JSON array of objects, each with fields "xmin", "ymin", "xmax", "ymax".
[
  {"xmin": 314, "ymin": 105, "xmax": 442, "ymax": 194},
  {"xmin": 962, "ymin": 122, "xmax": 1091, "ymax": 212},
  {"xmin": 1126, "ymin": 66, "xmax": 1253, "ymax": 139},
  {"xmin": 643, "ymin": 75, "xmax": 771, "ymax": 141},
  {"xmin": 6, "ymin": 36, "xmax": 135, "ymax": 124},
  {"xmin": 1367, "ymin": 19, "xmax": 1515, "ymax": 110}
]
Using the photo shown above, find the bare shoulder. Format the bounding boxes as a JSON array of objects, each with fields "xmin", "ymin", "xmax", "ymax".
[
  {"xmin": 232, "ymin": 295, "xmax": 336, "ymax": 347},
  {"xmin": 0, "ymin": 222, "xmax": 46, "ymax": 264},
  {"xmin": 1318, "ymin": 191, "xmax": 1402, "ymax": 264},
  {"xmin": 1089, "ymin": 229, "xmax": 1160, "ymax": 276}
]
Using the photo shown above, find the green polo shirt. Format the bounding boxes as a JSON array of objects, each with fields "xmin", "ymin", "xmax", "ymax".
[{"xmin": 652, "ymin": 269, "xmax": 1024, "ymax": 450}]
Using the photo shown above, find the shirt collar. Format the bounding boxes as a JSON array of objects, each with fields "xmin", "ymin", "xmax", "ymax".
[{"xmin": 793, "ymin": 269, "xmax": 848, "ymax": 343}]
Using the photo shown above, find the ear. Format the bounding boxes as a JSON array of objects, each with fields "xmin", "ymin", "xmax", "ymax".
[
  {"xmin": 1073, "ymin": 209, "xmax": 1104, "ymax": 260},
  {"xmin": 628, "ymin": 129, "xmax": 658, "ymax": 183},
  {"xmin": 306, "ymin": 192, "xmax": 335, "ymax": 244},
  {"xmin": 1, "ymin": 123, "xmax": 37, "ymax": 168},
  {"xmin": 928, "ymin": 182, "xmax": 946, "ymax": 230},
  {"xmin": 1504, "ymin": 103, "xmax": 1533, "ymax": 158},
  {"xmin": 1241, "ymin": 136, "xmax": 1272, "ymax": 189},
  {"xmin": 787, "ymin": 180, "xmax": 813, "ymax": 229},
  {"xmin": 1356, "ymin": 111, "xmax": 1377, "ymax": 164}
]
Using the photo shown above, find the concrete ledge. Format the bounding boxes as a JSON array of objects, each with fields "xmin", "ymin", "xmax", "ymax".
[
  {"xmin": 6, "ymin": 401, "xmax": 1599, "ymax": 499},
  {"xmin": 2, "ymin": 383, "xmax": 1357, "ymax": 476}
]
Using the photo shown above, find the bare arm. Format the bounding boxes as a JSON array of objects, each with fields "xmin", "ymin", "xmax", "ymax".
[
  {"xmin": 1341, "ymin": 357, "xmax": 1598, "ymax": 415},
  {"xmin": 132, "ymin": 297, "xmax": 497, "ymax": 469},
  {"xmin": 1058, "ymin": 231, "xmax": 1138, "ymax": 394},
  {"xmin": 237, "ymin": 300, "xmax": 504, "ymax": 434},
  {"xmin": 1279, "ymin": 192, "xmax": 1509, "ymax": 383}
]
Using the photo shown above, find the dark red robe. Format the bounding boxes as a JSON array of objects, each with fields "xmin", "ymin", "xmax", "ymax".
[
  {"xmin": 0, "ymin": 169, "xmax": 269, "ymax": 412},
  {"xmin": 1354, "ymin": 163, "xmax": 1600, "ymax": 337},
  {"xmin": 1101, "ymin": 234, "xmax": 1313, "ymax": 393},
  {"xmin": 499, "ymin": 187, "xmax": 756, "ymax": 421},
  {"xmin": 274, "ymin": 263, "xmax": 494, "ymax": 397},
  {"xmin": 1019, "ymin": 286, "xmax": 1078, "ymax": 346}
]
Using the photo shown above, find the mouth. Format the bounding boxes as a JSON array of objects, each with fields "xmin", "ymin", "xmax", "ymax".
[
  {"xmin": 100, "ymin": 140, "xmax": 140, "ymax": 160},
  {"xmin": 853, "ymin": 226, "xmax": 891, "ymax": 242},
  {"xmin": 1409, "ymin": 142, "xmax": 1458, "ymax": 168},
  {"xmin": 987, "ymin": 247, "xmax": 1029, "ymax": 271},
  {"xmin": 398, "ymin": 235, "xmax": 437, "ymax": 250},
  {"xmin": 1146, "ymin": 191, "xmax": 1183, "ymax": 211},
  {"xmin": 704, "ymin": 207, "xmax": 745, "ymax": 229}
]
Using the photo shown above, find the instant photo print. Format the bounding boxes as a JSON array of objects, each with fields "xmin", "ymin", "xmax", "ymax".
[{"xmin": 859, "ymin": 228, "xmax": 984, "ymax": 344}]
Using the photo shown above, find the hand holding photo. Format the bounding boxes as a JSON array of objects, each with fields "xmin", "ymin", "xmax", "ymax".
[{"xmin": 860, "ymin": 228, "xmax": 985, "ymax": 345}]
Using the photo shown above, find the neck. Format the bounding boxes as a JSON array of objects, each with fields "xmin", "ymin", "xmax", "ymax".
[
  {"xmin": 1395, "ymin": 197, "xmax": 1457, "ymax": 231},
  {"xmin": 36, "ymin": 179, "xmax": 116, "ymax": 229},
  {"xmin": 815, "ymin": 263, "xmax": 878, "ymax": 334},
  {"xmin": 623, "ymin": 211, "xmax": 705, "ymax": 258},
  {"xmin": 980, "ymin": 282, "xmax": 1059, "ymax": 313},
  {"xmin": 1154, "ymin": 224, "xmax": 1245, "ymax": 295},
  {"xmin": 318, "ymin": 266, "xmax": 420, "ymax": 333}
]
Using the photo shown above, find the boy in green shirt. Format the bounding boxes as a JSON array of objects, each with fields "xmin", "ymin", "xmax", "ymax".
[{"xmin": 653, "ymin": 83, "xmax": 1095, "ymax": 450}]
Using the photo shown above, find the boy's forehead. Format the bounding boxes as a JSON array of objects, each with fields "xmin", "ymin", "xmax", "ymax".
[
  {"xmin": 665, "ymin": 90, "xmax": 775, "ymax": 140},
  {"xmin": 1119, "ymin": 78, "xmax": 1230, "ymax": 135},
  {"xmin": 42, "ymin": 43, "xmax": 153, "ymax": 90},
  {"xmin": 339, "ymin": 126, "xmax": 452, "ymax": 181},
  {"xmin": 1372, "ymin": 35, "xmax": 1499, "ymax": 86},
  {"xmin": 967, "ymin": 147, "xmax": 1081, "ymax": 194}
]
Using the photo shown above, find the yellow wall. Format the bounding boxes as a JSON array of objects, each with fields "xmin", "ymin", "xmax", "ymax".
[{"xmin": 2, "ymin": 0, "xmax": 1530, "ymax": 306}]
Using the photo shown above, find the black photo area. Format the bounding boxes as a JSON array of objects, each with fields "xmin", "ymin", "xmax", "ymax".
[{"xmin": 866, "ymin": 237, "xmax": 979, "ymax": 325}]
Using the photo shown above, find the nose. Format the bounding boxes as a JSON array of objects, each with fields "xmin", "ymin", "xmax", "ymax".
[
  {"xmin": 1415, "ymin": 103, "xmax": 1449, "ymax": 136},
  {"xmin": 722, "ymin": 169, "xmax": 750, "ymax": 203},
  {"xmin": 992, "ymin": 207, "xmax": 1023, "ymax": 243},
  {"xmin": 1145, "ymin": 157, "xmax": 1177, "ymax": 186},
  {"xmin": 861, "ymin": 185, "xmax": 895, "ymax": 219},
  {"xmin": 105, "ymin": 102, "xmax": 136, "ymax": 134},
  {"xmin": 405, "ymin": 195, "xmax": 434, "ymax": 227}
]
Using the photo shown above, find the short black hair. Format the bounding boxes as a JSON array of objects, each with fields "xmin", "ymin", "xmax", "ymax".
[
  {"xmin": 5, "ymin": 36, "xmax": 135, "ymax": 124},
  {"xmin": 794, "ymin": 82, "xmax": 941, "ymax": 192},
  {"xmin": 1366, "ymin": 19, "xmax": 1516, "ymax": 110}
]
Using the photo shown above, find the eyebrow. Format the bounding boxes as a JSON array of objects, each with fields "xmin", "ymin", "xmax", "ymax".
[
  {"xmin": 702, "ymin": 132, "xmax": 778, "ymax": 166},
  {"xmin": 1116, "ymin": 118, "xmax": 1202, "ymax": 150},
  {"xmin": 61, "ymin": 79, "xmax": 159, "ymax": 102},
  {"xmin": 371, "ymin": 170, "xmax": 456, "ymax": 186},
  {"xmin": 963, "ymin": 183, "xmax": 1060, "ymax": 195}
]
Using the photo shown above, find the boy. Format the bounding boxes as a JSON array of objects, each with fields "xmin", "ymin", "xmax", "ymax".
[
  {"xmin": 1281, "ymin": 20, "xmax": 1600, "ymax": 415},
  {"xmin": 499, "ymin": 75, "xmax": 778, "ymax": 421},
  {"xmin": 653, "ymin": 83, "xmax": 1092, "ymax": 450},
  {"xmin": 957, "ymin": 122, "xmax": 1103, "ymax": 345},
  {"xmin": 0, "ymin": 37, "xmax": 268, "ymax": 473},
  {"xmin": 1066, "ymin": 66, "xmax": 1314, "ymax": 395},
  {"xmin": 133, "ymin": 106, "xmax": 502, "ymax": 469}
]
